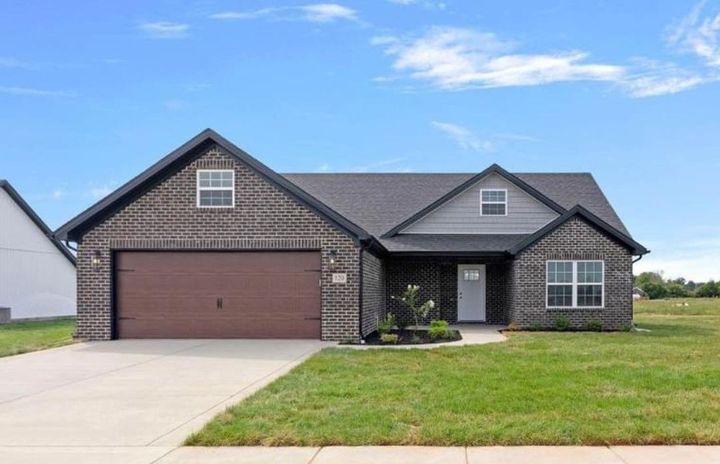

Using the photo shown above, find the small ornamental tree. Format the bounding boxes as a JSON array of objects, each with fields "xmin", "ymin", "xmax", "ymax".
[{"xmin": 392, "ymin": 284, "xmax": 436, "ymax": 331}]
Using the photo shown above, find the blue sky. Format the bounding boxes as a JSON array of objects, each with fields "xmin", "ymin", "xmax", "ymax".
[{"xmin": 2, "ymin": 0, "xmax": 719, "ymax": 281}]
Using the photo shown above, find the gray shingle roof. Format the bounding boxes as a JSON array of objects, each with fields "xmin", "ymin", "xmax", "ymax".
[{"xmin": 283, "ymin": 172, "xmax": 630, "ymax": 240}]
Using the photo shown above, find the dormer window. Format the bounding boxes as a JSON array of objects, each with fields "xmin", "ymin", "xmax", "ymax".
[
  {"xmin": 197, "ymin": 169, "xmax": 235, "ymax": 208},
  {"xmin": 480, "ymin": 189, "xmax": 507, "ymax": 216}
]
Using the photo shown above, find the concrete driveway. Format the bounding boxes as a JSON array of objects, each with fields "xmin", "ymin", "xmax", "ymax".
[{"xmin": 0, "ymin": 339, "xmax": 326, "ymax": 462}]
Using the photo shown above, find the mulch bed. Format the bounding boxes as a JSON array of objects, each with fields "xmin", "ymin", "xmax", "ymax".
[{"xmin": 360, "ymin": 329, "xmax": 462, "ymax": 345}]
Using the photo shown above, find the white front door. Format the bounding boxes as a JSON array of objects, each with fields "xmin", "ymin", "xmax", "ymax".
[{"xmin": 457, "ymin": 264, "xmax": 486, "ymax": 322}]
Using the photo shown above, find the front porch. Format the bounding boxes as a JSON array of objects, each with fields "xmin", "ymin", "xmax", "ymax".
[{"xmin": 384, "ymin": 256, "xmax": 512, "ymax": 327}]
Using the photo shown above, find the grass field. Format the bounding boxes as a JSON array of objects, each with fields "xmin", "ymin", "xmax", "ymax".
[
  {"xmin": 187, "ymin": 298, "xmax": 720, "ymax": 446},
  {"xmin": 0, "ymin": 318, "xmax": 76, "ymax": 358}
]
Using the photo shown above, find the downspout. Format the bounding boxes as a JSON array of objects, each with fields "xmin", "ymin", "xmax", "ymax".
[
  {"xmin": 632, "ymin": 254, "xmax": 644, "ymax": 264},
  {"xmin": 64, "ymin": 240, "xmax": 78, "ymax": 252},
  {"xmin": 358, "ymin": 240, "xmax": 368, "ymax": 342}
]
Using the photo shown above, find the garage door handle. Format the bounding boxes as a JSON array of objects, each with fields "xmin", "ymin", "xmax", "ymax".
[
  {"xmin": 118, "ymin": 317, "xmax": 136, "ymax": 320},
  {"xmin": 217, "ymin": 297, "xmax": 223, "ymax": 310},
  {"xmin": 304, "ymin": 317, "xmax": 321, "ymax": 320}
]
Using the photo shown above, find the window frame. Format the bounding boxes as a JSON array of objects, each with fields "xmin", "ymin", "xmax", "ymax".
[
  {"xmin": 479, "ymin": 188, "xmax": 508, "ymax": 216},
  {"xmin": 546, "ymin": 260, "xmax": 604, "ymax": 309},
  {"xmin": 196, "ymin": 169, "xmax": 235, "ymax": 208}
]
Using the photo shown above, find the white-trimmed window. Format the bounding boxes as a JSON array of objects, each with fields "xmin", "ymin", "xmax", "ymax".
[
  {"xmin": 480, "ymin": 189, "xmax": 507, "ymax": 216},
  {"xmin": 197, "ymin": 169, "xmax": 235, "ymax": 208},
  {"xmin": 546, "ymin": 260, "xmax": 604, "ymax": 308}
]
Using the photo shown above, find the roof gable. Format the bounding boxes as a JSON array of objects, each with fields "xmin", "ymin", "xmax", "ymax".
[
  {"xmin": 54, "ymin": 129, "xmax": 372, "ymax": 243},
  {"xmin": 381, "ymin": 164, "xmax": 566, "ymax": 238},
  {"xmin": 0, "ymin": 180, "xmax": 76, "ymax": 265},
  {"xmin": 399, "ymin": 171, "xmax": 560, "ymax": 235},
  {"xmin": 508, "ymin": 205, "xmax": 648, "ymax": 256}
]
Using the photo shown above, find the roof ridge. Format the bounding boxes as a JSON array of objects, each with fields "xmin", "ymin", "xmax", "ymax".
[{"xmin": 283, "ymin": 172, "xmax": 592, "ymax": 176}]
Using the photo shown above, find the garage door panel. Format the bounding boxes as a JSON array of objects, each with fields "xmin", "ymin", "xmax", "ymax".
[{"xmin": 115, "ymin": 251, "xmax": 321, "ymax": 339}]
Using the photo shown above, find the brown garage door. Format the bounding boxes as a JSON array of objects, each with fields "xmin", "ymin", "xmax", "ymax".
[{"xmin": 115, "ymin": 251, "xmax": 321, "ymax": 339}]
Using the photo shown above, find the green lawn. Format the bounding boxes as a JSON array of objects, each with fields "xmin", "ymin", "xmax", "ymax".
[
  {"xmin": 0, "ymin": 318, "xmax": 76, "ymax": 358},
  {"xmin": 187, "ymin": 298, "xmax": 720, "ymax": 446}
]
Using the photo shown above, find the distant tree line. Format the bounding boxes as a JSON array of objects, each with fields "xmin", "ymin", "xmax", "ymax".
[{"xmin": 634, "ymin": 272, "xmax": 720, "ymax": 299}]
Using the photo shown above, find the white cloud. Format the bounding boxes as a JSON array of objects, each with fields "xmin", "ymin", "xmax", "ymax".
[
  {"xmin": 317, "ymin": 163, "xmax": 331, "ymax": 172},
  {"xmin": 0, "ymin": 86, "xmax": 74, "ymax": 97},
  {"xmin": 373, "ymin": 27, "xmax": 623, "ymax": 90},
  {"xmin": 301, "ymin": 4, "xmax": 358, "ymax": 23},
  {"xmin": 209, "ymin": 9, "xmax": 276, "ymax": 21},
  {"xmin": 387, "ymin": 0, "xmax": 447, "ymax": 9},
  {"xmin": 431, "ymin": 121, "xmax": 494, "ymax": 152},
  {"xmin": 350, "ymin": 157, "xmax": 408, "ymax": 172},
  {"xmin": 667, "ymin": 0, "xmax": 720, "ymax": 67},
  {"xmin": 138, "ymin": 21, "xmax": 190, "ymax": 39},
  {"xmin": 0, "ymin": 57, "xmax": 28, "ymax": 68},
  {"xmin": 210, "ymin": 4, "xmax": 358, "ymax": 24},
  {"xmin": 51, "ymin": 188, "xmax": 66, "ymax": 200},
  {"xmin": 89, "ymin": 185, "xmax": 115, "ymax": 199},
  {"xmin": 372, "ymin": 25, "xmax": 720, "ymax": 98},
  {"xmin": 619, "ymin": 59, "xmax": 707, "ymax": 97}
]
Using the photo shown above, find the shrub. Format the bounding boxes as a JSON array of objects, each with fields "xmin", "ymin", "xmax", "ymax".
[
  {"xmin": 620, "ymin": 323, "xmax": 634, "ymax": 332},
  {"xmin": 666, "ymin": 283, "xmax": 689, "ymax": 298},
  {"xmin": 585, "ymin": 320, "xmax": 603, "ymax": 332},
  {"xmin": 554, "ymin": 315, "xmax": 571, "ymax": 331},
  {"xmin": 393, "ymin": 313, "xmax": 410, "ymax": 332},
  {"xmin": 410, "ymin": 334, "xmax": 422, "ymax": 344},
  {"xmin": 428, "ymin": 320, "xmax": 453, "ymax": 339},
  {"xmin": 377, "ymin": 313, "xmax": 396, "ymax": 335},
  {"xmin": 392, "ymin": 285, "xmax": 437, "ymax": 329},
  {"xmin": 380, "ymin": 333, "xmax": 399, "ymax": 344},
  {"xmin": 529, "ymin": 321, "xmax": 542, "ymax": 331},
  {"xmin": 642, "ymin": 281, "xmax": 669, "ymax": 300},
  {"xmin": 506, "ymin": 322, "xmax": 521, "ymax": 332},
  {"xmin": 696, "ymin": 281, "xmax": 720, "ymax": 298}
]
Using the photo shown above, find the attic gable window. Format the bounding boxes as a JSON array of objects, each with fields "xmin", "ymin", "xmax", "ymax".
[
  {"xmin": 197, "ymin": 169, "xmax": 235, "ymax": 208},
  {"xmin": 480, "ymin": 189, "xmax": 507, "ymax": 216}
]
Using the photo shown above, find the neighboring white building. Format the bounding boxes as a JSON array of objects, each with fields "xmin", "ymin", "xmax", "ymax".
[{"xmin": 0, "ymin": 180, "xmax": 76, "ymax": 319}]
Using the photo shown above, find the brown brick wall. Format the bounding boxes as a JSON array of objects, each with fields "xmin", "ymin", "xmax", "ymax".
[
  {"xmin": 509, "ymin": 217, "xmax": 634, "ymax": 330},
  {"xmin": 76, "ymin": 145, "xmax": 361, "ymax": 342},
  {"xmin": 360, "ymin": 250, "xmax": 385, "ymax": 337},
  {"xmin": 384, "ymin": 257, "xmax": 510, "ymax": 327}
]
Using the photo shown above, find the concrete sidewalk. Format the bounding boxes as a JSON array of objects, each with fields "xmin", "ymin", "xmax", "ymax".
[
  {"xmin": 157, "ymin": 446, "xmax": 720, "ymax": 464},
  {"xmin": 3, "ymin": 445, "xmax": 717, "ymax": 464}
]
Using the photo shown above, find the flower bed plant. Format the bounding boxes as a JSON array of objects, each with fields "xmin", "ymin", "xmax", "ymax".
[{"xmin": 362, "ymin": 285, "xmax": 461, "ymax": 345}]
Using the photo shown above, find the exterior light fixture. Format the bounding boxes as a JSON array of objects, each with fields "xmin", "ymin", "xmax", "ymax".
[
  {"xmin": 91, "ymin": 251, "xmax": 102, "ymax": 270},
  {"xmin": 328, "ymin": 250, "xmax": 337, "ymax": 271}
]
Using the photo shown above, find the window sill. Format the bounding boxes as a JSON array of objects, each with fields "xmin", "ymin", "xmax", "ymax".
[{"xmin": 547, "ymin": 307, "xmax": 604, "ymax": 310}]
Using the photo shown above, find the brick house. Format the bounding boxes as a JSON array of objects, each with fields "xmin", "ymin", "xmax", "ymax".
[{"xmin": 55, "ymin": 129, "xmax": 648, "ymax": 342}]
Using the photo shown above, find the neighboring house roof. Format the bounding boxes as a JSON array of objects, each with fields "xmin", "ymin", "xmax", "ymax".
[
  {"xmin": 0, "ymin": 180, "xmax": 76, "ymax": 265},
  {"xmin": 54, "ymin": 129, "xmax": 373, "ymax": 243}
]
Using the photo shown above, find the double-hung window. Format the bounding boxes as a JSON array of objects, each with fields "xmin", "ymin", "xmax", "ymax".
[
  {"xmin": 197, "ymin": 170, "xmax": 234, "ymax": 208},
  {"xmin": 480, "ymin": 189, "xmax": 507, "ymax": 216},
  {"xmin": 546, "ymin": 260, "xmax": 604, "ymax": 308}
]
